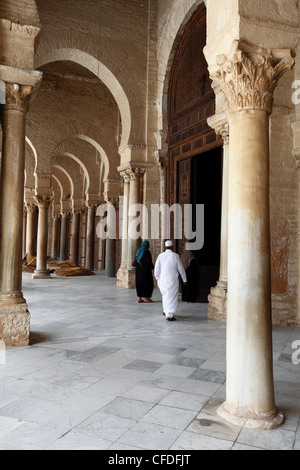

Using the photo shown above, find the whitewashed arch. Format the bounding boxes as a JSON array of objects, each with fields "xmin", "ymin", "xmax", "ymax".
[
  {"xmin": 72, "ymin": 134, "xmax": 110, "ymax": 181},
  {"xmin": 53, "ymin": 164, "xmax": 74, "ymax": 199},
  {"xmin": 25, "ymin": 136, "xmax": 38, "ymax": 175},
  {"xmin": 35, "ymin": 48, "xmax": 131, "ymax": 150},
  {"xmin": 53, "ymin": 152, "xmax": 91, "ymax": 195},
  {"xmin": 52, "ymin": 174, "xmax": 63, "ymax": 203}
]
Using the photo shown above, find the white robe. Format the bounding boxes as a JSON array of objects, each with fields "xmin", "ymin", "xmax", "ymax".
[{"xmin": 154, "ymin": 250, "xmax": 187, "ymax": 318}]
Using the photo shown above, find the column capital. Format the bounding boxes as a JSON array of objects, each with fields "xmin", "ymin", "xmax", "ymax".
[
  {"xmin": 207, "ymin": 111, "xmax": 229, "ymax": 145},
  {"xmin": 85, "ymin": 201, "xmax": 98, "ymax": 212},
  {"xmin": 34, "ymin": 194, "xmax": 54, "ymax": 209},
  {"xmin": 4, "ymin": 83, "xmax": 33, "ymax": 112},
  {"xmin": 120, "ymin": 167, "xmax": 146, "ymax": 181},
  {"xmin": 119, "ymin": 170, "xmax": 130, "ymax": 183},
  {"xmin": 104, "ymin": 196, "xmax": 118, "ymax": 207},
  {"xmin": 24, "ymin": 202, "xmax": 36, "ymax": 214},
  {"xmin": 210, "ymin": 40, "xmax": 295, "ymax": 114},
  {"xmin": 0, "ymin": 65, "xmax": 42, "ymax": 110}
]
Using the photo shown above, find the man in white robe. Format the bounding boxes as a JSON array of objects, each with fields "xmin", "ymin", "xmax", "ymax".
[{"xmin": 154, "ymin": 240, "xmax": 187, "ymax": 321}]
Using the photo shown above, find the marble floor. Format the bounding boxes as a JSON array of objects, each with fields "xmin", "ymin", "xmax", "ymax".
[{"xmin": 0, "ymin": 272, "xmax": 299, "ymax": 450}]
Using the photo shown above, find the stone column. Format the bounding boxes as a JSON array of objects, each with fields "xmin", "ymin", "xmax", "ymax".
[
  {"xmin": 105, "ymin": 199, "xmax": 117, "ymax": 277},
  {"xmin": 117, "ymin": 171, "xmax": 130, "ymax": 285},
  {"xmin": 25, "ymin": 202, "xmax": 37, "ymax": 256},
  {"xmin": 85, "ymin": 203, "xmax": 97, "ymax": 272},
  {"xmin": 210, "ymin": 40, "xmax": 294, "ymax": 429},
  {"xmin": 59, "ymin": 212, "xmax": 68, "ymax": 262},
  {"xmin": 207, "ymin": 113, "xmax": 229, "ymax": 321},
  {"xmin": 22, "ymin": 206, "xmax": 27, "ymax": 258},
  {"xmin": 0, "ymin": 81, "xmax": 39, "ymax": 346},
  {"xmin": 120, "ymin": 172, "xmax": 130, "ymax": 268},
  {"xmin": 128, "ymin": 169, "xmax": 143, "ymax": 257},
  {"xmin": 70, "ymin": 210, "xmax": 81, "ymax": 265},
  {"xmin": 51, "ymin": 214, "xmax": 60, "ymax": 259},
  {"xmin": 80, "ymin": 208, "xmax": 87, "ymax": 266},
  {"xmin": 32, "ymin": 195, "xmax": 53, "ymax": 279}
]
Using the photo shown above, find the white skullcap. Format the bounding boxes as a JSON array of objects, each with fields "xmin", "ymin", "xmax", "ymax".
[{"xmin": 165, "ymin": 240, "xmax": 173, "ymax": 247}]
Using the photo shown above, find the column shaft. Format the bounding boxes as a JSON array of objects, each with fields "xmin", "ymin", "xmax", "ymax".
[
  {"xmin": 59, "ymin": 213, "xmax": 68, "ymax": 261},
  {"xmin": 85, "ymin": 205, "xmax": 95, "ymax": 272},
  {"xmin": 105, "ymin": 202, "xmax": 116, "ymax": 277},
  {"xmin": 51, "ymin": 215, "xmax": 60, "ymax": 259},
  {"xmin": 208, "ymin": 116, "xmax": 229, "ymax": 321},
  {"xmin": 70, "ymin": 211, "xmax": 80, "ymax": 265},
  {"xmin": 218, "ymin": 109, "xmax": 282, "ymax": 428},
  {"xmin": 0, "ymin": 93, "xmax": 30, "ymax": 346},
  {"xmin": 0, "ymin": 105, "xmax": 27, "ymax": 296},
  {"xmin": 117, "ymin": 174, "xmax": 130, "ymax": 287},
  {"xmin": 32, "ymin": 197, "xmax": 53, "ymax": 279},
  {"xmin": 22, "ymin": 208, "xmax": 27, "ymax": 259},
  {"xmin": 25, "ymin": 204, "xmax": 37, "ymax": 256},
  {"xmin": 217, "ymin": 140, "xmax": 229, "ymax": 289},
  {"xmin": 127, "ymin": 176, "xmax": 140, "ymax": 267}
]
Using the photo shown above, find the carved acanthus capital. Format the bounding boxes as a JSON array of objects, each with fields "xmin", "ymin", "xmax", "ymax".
[
  {"xmin": 34, "ymin": 195, "xmax": 54, "ymax": 209},
  {"xmin": 120, "ymin": 171, "xmax": 130, "ymax": 184},
  {"xmin": 126, "ymin": 168, "xmax": 146, "ymax": 181},
  {"xmin": 210, "ymin": 40, "xmax": 295, "ymax": 114},
  {"xmin": 85, "ymin": 201, "xmax": 98, "ymax": 212},
  {"xmin": 5, "ymin": 83, "xmax": 33, "ymax": 112},
  {"xmin": 24, "ymin": 202, "xmax": 36, "ymax": 214},
  {"xmin": 207, "ymin": 112, "xmax": 229, "ymax": 145}
]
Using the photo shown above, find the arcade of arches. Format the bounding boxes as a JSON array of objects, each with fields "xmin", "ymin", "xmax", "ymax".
[{"xmin": 0, "ymin": 0, "xmax": 300, "ymax": 430}]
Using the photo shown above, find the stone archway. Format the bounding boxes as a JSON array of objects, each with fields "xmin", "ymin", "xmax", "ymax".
[{"xmin": 35, "ymin": 48, "xmax": 131, "ymax": 151}]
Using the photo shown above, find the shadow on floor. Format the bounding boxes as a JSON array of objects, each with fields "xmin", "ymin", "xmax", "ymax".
[{"xmin": 29, "ymin": 331, "xmax": 51, "ymax": 345}]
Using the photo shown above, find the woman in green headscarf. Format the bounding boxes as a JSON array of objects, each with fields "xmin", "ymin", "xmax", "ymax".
[{"xmin": 134, "ymin": 240, "xmax": 154, "ymax": 303}]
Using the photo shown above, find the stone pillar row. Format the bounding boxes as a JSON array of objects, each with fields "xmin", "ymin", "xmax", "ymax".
[{"xmin": 24, "ymin": 204, "xmax": 99, "ymax": 275}]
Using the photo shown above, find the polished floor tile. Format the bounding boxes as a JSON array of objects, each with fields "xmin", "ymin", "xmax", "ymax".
[{"xmin": 0, "ymin": 272, "xmax": 298, "ymax": 450}]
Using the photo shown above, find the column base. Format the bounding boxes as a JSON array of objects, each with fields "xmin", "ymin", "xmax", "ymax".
[
  {"xmin": 208, "ymin": 283, "xmax": 227, "ymax": 321},
  {"xmin": 32, "ymin": 269, "xmax": 52, "ymax": 279},
  {"xmin": 217, "ymin": 402, "xmax": 284, "ymax": 430},
  {"xmin": 0, "ymin": 295, "xmax": 30, "ymax": 347},
  {"xmin": 116, "ymin": 266, "xmax": 135, "ymax": 289}
]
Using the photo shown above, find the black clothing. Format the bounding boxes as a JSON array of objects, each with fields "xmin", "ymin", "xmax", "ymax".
[
  {"xmin": 135, "ymin": 250, "xmax": 154, "ymax": 298},
  {"xmin": 182, "ymin": 258, "xmax": 198, "ymax": 302}
]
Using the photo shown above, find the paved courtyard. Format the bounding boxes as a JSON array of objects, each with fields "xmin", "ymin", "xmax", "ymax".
[{"xmin": 0, "ymin": 272, "xmax": 299, "ymax": 450}]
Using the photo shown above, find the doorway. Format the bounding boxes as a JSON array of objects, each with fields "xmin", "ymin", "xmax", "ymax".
[{"xmin": 192, "ymin": 146, "xmax": 222, "ymax": 301}]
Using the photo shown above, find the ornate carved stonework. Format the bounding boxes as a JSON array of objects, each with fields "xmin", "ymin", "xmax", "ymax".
[
  {"xmin": 207, "ymin": 112, "xmax": 229, "ymax": 145},
  {"xmin": 210, "ymin": 40, "xmax": 295, "ymax": 114},
  {"xmin": 120, "ymin": 170, "xmax": 130, "ymax": 184},
  {"xmin": 24, "ymin": 202, "xmax": 36, "ymax": 214},
  {"xmin": 34, "ymin": 194, "xmax": 54, "ymax": 208},
  {"xmin": 119, "ymin": 167, "xmax": 145, "ymax": 181},
  {"xmin": 5, "ymin": 83, "xmax": 33, "ymax": 111},
  {"xmin": 85, "ymin": 202, "xmax": 98, "ymax": 212}
]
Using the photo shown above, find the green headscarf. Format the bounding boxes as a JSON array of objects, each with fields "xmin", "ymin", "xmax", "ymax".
[{"xmin": 136, "ymin": 240, "xmax": 150, "ymax": 264}]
